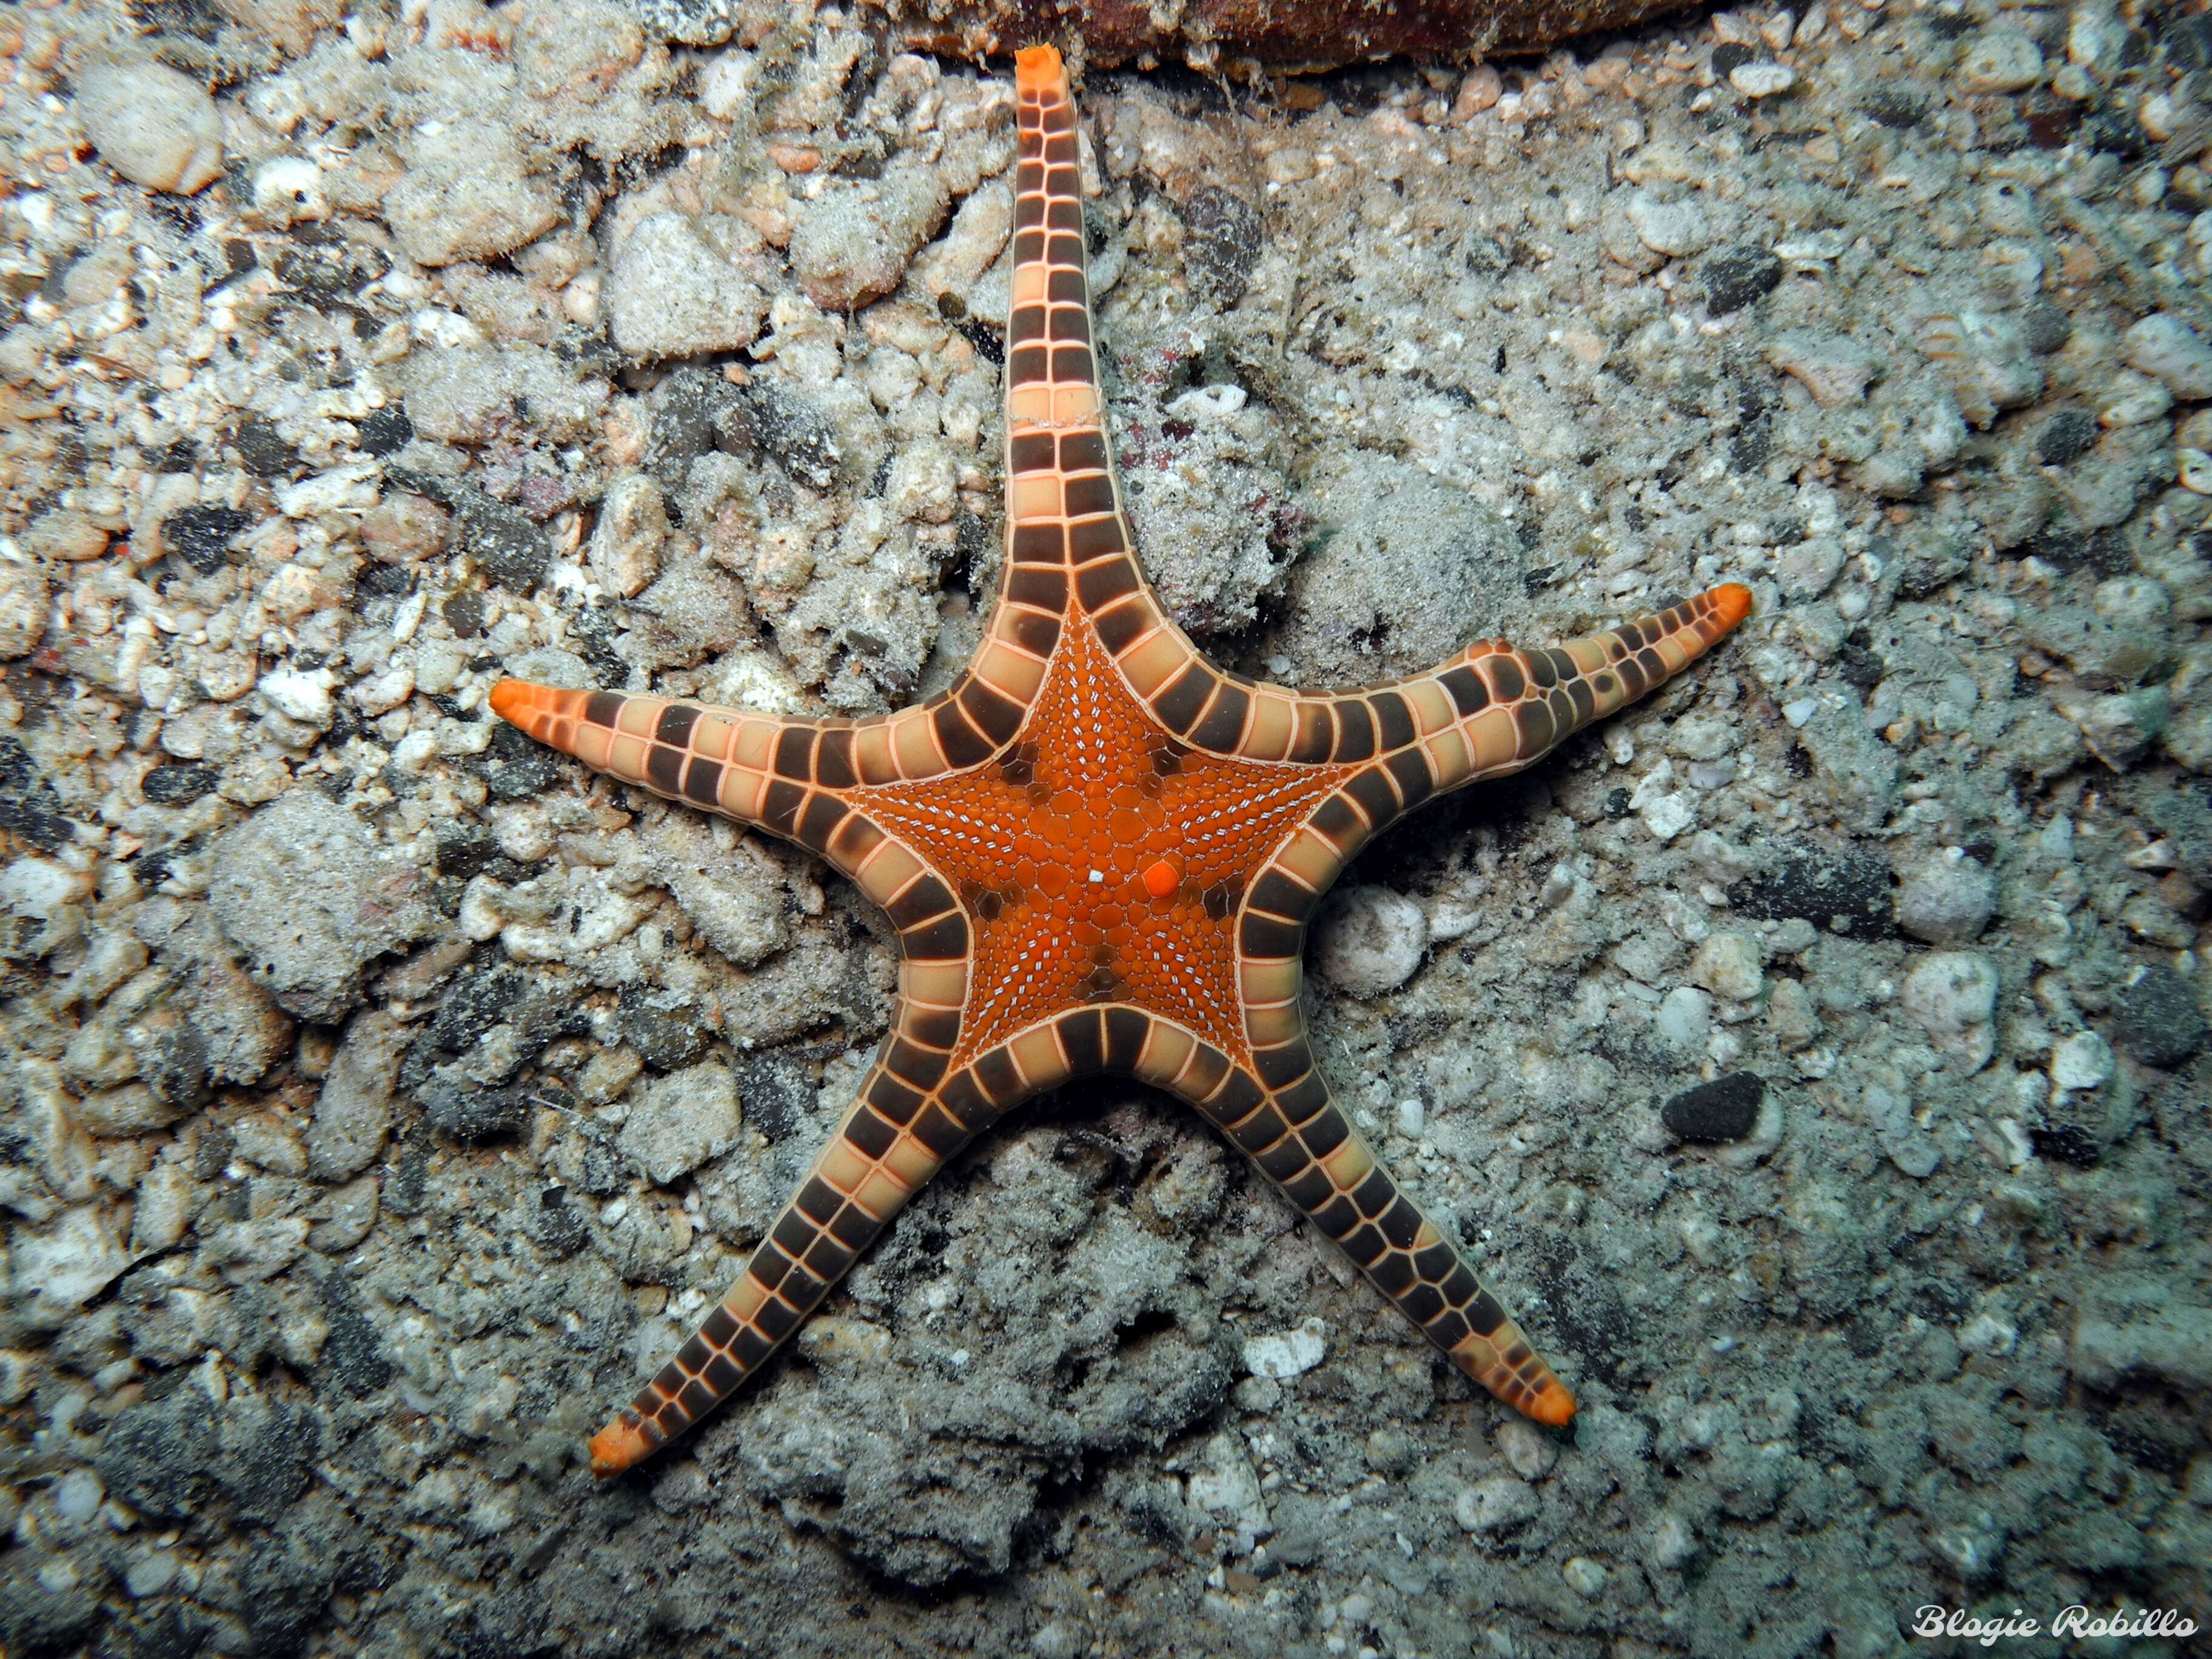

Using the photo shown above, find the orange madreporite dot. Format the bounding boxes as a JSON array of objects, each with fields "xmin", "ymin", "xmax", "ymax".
[{"xmin": 852, "ymin": 615, "xmax": 1355, "ymax": 1063}]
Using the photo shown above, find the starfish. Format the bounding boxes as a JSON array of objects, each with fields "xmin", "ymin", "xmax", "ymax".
[{"xmin": 491, "ymin": 45, "xmax": 1752, "ymax": 1478}]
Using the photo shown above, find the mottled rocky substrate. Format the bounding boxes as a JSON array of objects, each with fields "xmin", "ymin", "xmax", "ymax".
[{"xmin": 2, "ymin": 0, "xmax": 2209, "ymax": 1655}]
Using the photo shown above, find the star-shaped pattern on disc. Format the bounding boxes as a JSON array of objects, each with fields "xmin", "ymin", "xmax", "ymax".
[{"xmin": 489, "ymin": 44, "xmax": 1752, "ymax": 1478}]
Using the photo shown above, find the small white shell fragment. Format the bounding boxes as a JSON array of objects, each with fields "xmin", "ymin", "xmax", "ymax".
[
  {"xmin": 1456, "ymin": 1476, "xmax": 1538, "ymax": 1534},
  {"xmin": 2049, "ymin": 1031, "xmax": 2114, "ymax": 1093},
  {"xmin": 1730, "ymin": 62, "xmax": 1797, "ymax": 98},
  {"xmin": 257, "ymin": 672, "xmax": 333, "ymax": 725},
  {"xmin": 1242, "ymin": 1317, "xmax": 1327, "ymax": 1379},
  {"xmin": 253, "ymin": 156, "xmax": 328, "ymax": 224},
  {"xmin": 1167, "ymin": 384, "xmax": 1248, "ymax": 424}
]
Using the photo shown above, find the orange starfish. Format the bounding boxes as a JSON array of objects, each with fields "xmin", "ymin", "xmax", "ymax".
[{"xmin": 491, "ymin": 45, "xmax": 1751, "ymax": 1478}]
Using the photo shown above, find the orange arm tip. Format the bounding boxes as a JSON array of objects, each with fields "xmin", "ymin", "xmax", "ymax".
[
  {"xmin": 488, "ymin": 678, "xmax": 530, "ymax": 725},
  {"xmin": 1712, "ymin": 583, "xmax": 1754, "ymax": 629},
  {"xmin": 1014, "ymin": 44, "xmax": 1063, "ymax": 81},
  {"xmin": 588, "ymin": 1413, "xmax": 657, "ymax": 1479},
  {"xmin": 1528, "ymin": 1381, "xmax": 1578, "ymax": 1427}
]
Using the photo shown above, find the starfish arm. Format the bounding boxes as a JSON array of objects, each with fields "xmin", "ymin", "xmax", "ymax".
[
  {"xmin": 996, "ymin": 47, "xmax": 1249, "ymax": 743},
  {"xmin": 486, "ymin": 672, "xmax": 1041, "ymax": 805},
  {"xmin": 1161, "ymin": 1036, "xmax": 1576, "ymax": 1426},
  {"xmin": 589, "ymin": 1010, "xmax": 1052, "ymax": 1476},
  {"xmin": 1216, "ymin": 586, "xmax": 1754, "ymax": 887}
]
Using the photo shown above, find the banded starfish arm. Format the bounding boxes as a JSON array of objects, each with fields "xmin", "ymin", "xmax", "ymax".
[
  {"xmin": 1138, "ymin": 585, "xmax": 1752, "ymax": 774},
  {"xmin": 590, "ymin": 1001, "xmax": 1197, "ymax": 1475},
  {"xmin": 590, "ymin": 994, "xmax": 1008, "ymax": 1476},
  {"xmin": 1218, "ymin": 587, "xmax": 1752, "ymax": 893},
  {"xmin": 488, "ymin": 655, "xmax": 1047, "ymax": 805},
  {"xmin": 1155, "ymin": 1024, "xmax": 1575, "ymax": 1424},
  {"xmin": 991, "ymin": 47, "xmax": 1267, "ymax": 744}
]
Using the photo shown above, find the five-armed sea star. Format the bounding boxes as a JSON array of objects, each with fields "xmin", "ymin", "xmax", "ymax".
[{"xmin": 491, "ymin": 45, "xmax": 1752, "ymax": 1477}]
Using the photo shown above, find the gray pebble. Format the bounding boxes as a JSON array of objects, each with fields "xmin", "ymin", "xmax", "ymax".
[
  {"xmin": 1894, "ymin": 851, "xmax": 1995, "ymax": 945},
  {"xmin": 791, "ymin": 163, "xmax": 951, "ymax": 311},
  {"xmin": 2110, "ymin": 962, "xmax": 2207, "ymax": 1068},
  {"xmin": 1454, "ymin": 1475, "xmax": 1538, "ymax": 1534},
  {"xmin": 619, "ymin": 1061, "xmax": 742, "ymax": 1184},
  {"xmin": 306, "ymin": 1011, "xmax": 408, "ymax": 1181},
  {"xmin": 385, "ymin": 120, "xmax": 562, "ymax": 268},
  {"xmin": 209, "ymin": 792, "xmax": 439, "ymax": 1023},
  {"xmin": 2122, "ymin": 313, "xmax": 2212, "ymax": 401},
  {"xmin": 1312, "ymin": 885, "xmax": 1427, "ymax": 998}
]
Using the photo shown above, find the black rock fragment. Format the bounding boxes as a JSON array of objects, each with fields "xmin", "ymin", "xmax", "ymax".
[
  {"xmin": 481, "ymin": 719, "xmax": 556, "ymax": 801},
  {"xmin": 385, "ymin": 468, "xmax": 550, "ymax": 590},
  {"xmin": 233, "ymin": 416, "xmax": 301, "ymax": 478},
  {"xmin": 1835, "ymin": 626, "xmax": 1886, "ymax": 694},
  {"xmin": 1661, "ymin": 1072, "xmax": 1765, "ymax": 1142},
  {"xmin": 454, "ymin": 491, "xmax": 551, "ymax": 590},
  {"xmin": 527, "ymin": 1185, "xmax": 590, "ymax": 1256},
  {"xmin": 2033, "ymin": 409, "xmax": 2097, "ymax": 465},
  {"xmin": 95, "ymin": 1388, "xmax": 221, "ymax": 1522},
  {"xmin": 645, "ymin": 364, "xmax": 738, "ymax": 492},
  {"xmin": 354, "ymin": 563, "xmax": 413, "ymax": 600},
  {"xmin": 734, "ymin": 1052, "xmax": 815, "ymax": 1143},
  {"xmin": 141, "ymin": 762, "xmax": 218, "ymax": 805},
  {"xmin": 1862, "ymin": 86, "xmax": 1926, "ymax": 127},
  {"xmin": 728, "ymin": 380, "xmax": 843, "ymax": 491},
  {"xmin": 1701, "ymin": 244, "xmax": 1783, "ymax": 315},
  {"xmin": 2110, "ymin": 962, "xmax": 2207, "ymax": 1068},
  {"xmin": 129, "ymin": 1007, "xmax": 212, "ymax": 1112},
  {"xmin": 0, "ymin": 736, "xmax": 75, "ymax": 852},
  {"xmin": 318, "ymin": 1270, "xmax": 394, "ymax": 1396},
  {"xmin": 1726, "ymin": 840, "xmax": 1896, "ymax": 937},
  {"xmin": 429, "ymin": 964, "xmax": 525, "ymax": 1053},
  {"xmin": 2032, "ymin": 1123, "xmax": 2100, "ymax": 1167},
  {"xmin": 621, "ymin": 991, "xmax": 711, "ymax": 1071},
  {"xmin": 215, "ymin": 1396, "xmax": 321, "ymax": 1525},
  {"xmin": 355, "ymin": 406, "xmax": 414, "ymax": 457},
  {"xmin": 161, "ymin": 504, "xmax": 256, "ymax": 574},
  {"xmin": 442, "ymin": 589, "xmax": 486, "ymax": 635},
  {"xmin": 1711, "ymin": 41, "xmax": 1755, "ymax": 78},
  {"xmin": 2020, "ymin": 305, "xmax": 2071, "ymax": 355},
  {"xmin": 420, "ymin": 1073, "xmax": 532, "ymax": 1142}
]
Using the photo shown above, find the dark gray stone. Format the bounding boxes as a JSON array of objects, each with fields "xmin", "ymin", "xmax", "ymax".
[
  {"xmin": 1663, "ymin": 1072, "xmax": 1766, "ymax": 1142},
  {"xmin": 1701, "ymin": 243, "xmax": 1783, "ymax": 315},
  {"xmin": 216, "ymin": 1397, "xmax": 321, "ymax": 1525},
  {"xmin": 420, "ymin": 1069, "xmax": 532, "ymax": 1142},
  {"xmin": 2110, "ymin": 962, "xmax": 2206, "ymax": 1067},
  {"xmin": 355, "ymin": 406, "xmax": 414, "ymax": 457},
  {"xmin": 1726, "ymin": 842, "xmax": 1896, "ymax": 937},
  {"xmin": 142, "ymin": 762, "xmax": 218, "ymax": 805},
  {"xmin": 0, "ymin": 735, "xmax": 78, "ymax": 853},
  {"xmin": 1183, "ymin": 186, "xmax": 1264, "ymax": 306},
  {"xmin": 621, "ymin": 991, "xmax": 710, "ymax": 1071},
  {"xmin": 233, "ymin": 417, "xmax": 301, "ymax": 478},
  {"xmin": 96, "ymin": 1387, "xmax": 221, "ymax": 1521},
  {"xmin": 2033, "ymin": 409, "xmax": 2098, "ymax": 464},
  {"xmin": 317, "ymin": 1270, "xmax": 393, "ymax": 1396}
]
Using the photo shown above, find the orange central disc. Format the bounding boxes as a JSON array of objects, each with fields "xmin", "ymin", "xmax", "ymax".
[{"xmin": 851, "ymin": 615, "xmax": 1352, "ymax": 1065}]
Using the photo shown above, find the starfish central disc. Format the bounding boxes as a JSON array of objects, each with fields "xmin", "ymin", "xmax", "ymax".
[{"xmin": 852, "ymin": 615, "xmax": 1354, "ymax": 1065}]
